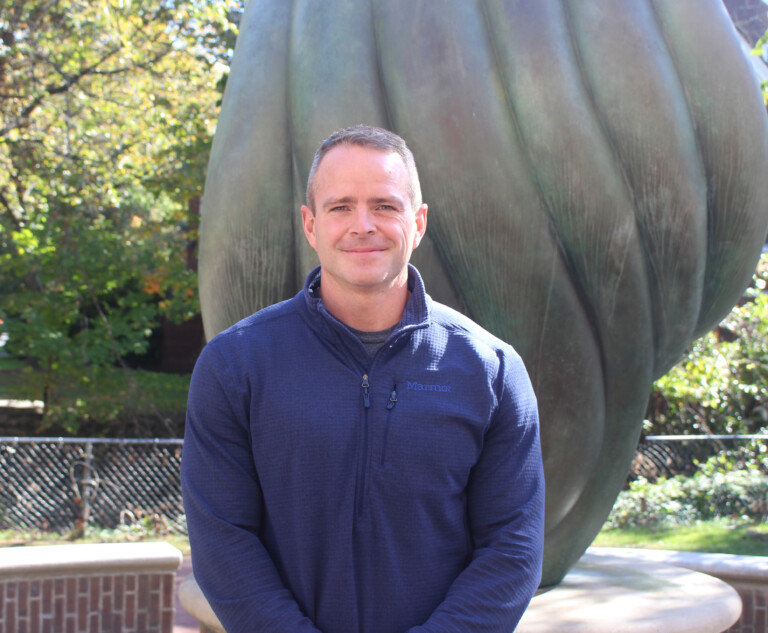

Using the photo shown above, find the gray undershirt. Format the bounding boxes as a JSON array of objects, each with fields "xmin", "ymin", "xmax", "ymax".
[{"xmin": 349, "ymin": 324, "xmax": 397, "ymax": 357}]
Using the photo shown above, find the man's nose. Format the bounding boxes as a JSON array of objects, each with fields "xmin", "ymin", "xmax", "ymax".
[{"xmin": 350, "ymin": 207, "xmax": 376, "ymax": 234}]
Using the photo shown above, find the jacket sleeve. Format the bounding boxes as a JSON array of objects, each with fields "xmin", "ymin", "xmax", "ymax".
[
  {"xmin": 407, "ymin": 350, "xmax": 545, "ymax": 633},
  {"xmin": 181, "ymin": 342, "xmax": 322, "ymax": 633}
]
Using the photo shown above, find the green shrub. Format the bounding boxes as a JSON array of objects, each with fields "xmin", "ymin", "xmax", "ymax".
[
  {"xmin": 645, "ymin": 254, "xmax": 768, "ymax": 446},
  {"xmin": 606, "ymin": 454, "xmax": 768, "ymax": 529}
]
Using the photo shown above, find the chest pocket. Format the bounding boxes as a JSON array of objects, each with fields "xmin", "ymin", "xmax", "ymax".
[{"xmin": 374, "ymin": 379, "xmax": 491, "ymax": 498}]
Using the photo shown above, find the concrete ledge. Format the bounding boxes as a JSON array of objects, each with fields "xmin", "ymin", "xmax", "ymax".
[{"xmin": 0, "ymin": 541, "xmax": 182, "ymax": 579}]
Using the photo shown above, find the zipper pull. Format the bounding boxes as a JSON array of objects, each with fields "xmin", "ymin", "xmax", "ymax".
[
  {"xmin": 387, "ymin": 385, "xmax": 397, "ymax": 410},
  {"xmin": 361, "ymin": 374, "xmax": 371, "ymax": 408}
]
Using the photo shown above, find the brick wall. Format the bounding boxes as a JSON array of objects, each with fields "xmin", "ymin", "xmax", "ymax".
[
  {"xmin": 0, "ymin": 542, "xmax": 181, "ymax": 633},
  {"xmin": 726, "ymin": 582, "xmax": 768, "ymax": 633},
  {"xmin": 0, "ymin": 571, "xmax": 175, "ymax": 633}
]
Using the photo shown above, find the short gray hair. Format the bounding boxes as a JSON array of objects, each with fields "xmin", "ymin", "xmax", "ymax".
[{"xmin": 306, "ymin": 124, "xmax": 423, "ymax": 212}]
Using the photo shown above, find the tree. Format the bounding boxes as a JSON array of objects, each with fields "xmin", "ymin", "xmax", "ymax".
[{"xmin": 0, "ymin": 0, "xmax": 241, "ymax": 430}]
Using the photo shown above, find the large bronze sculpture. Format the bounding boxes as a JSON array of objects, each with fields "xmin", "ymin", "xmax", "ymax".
[{"xmin": 197, "ymin": 0, "xmax": 768, "ymax": 586}]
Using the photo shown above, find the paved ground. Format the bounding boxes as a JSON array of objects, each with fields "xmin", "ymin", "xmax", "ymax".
[{"xmin": 175, "ymin": 556, "xmax": 200, "ymax": 633}]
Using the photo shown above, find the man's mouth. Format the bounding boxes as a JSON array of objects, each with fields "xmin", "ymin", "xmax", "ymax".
[{"xmin": 341, "ymin": 245, "xmax": 386, "ymax": 253}]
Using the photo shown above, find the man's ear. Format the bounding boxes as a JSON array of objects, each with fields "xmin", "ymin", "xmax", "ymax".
[
  {"xmin": 301, "ymin": 205, "xmax": 317, "ymax": 249},
  {"xmin": 413, "ymin": 203, "xmax": 428, "ymax": 249}
]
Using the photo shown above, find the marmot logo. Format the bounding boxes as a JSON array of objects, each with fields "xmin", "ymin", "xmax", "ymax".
[{"xmin": 406, "ymin": 381, "xmax": 452, "ymax": 393}]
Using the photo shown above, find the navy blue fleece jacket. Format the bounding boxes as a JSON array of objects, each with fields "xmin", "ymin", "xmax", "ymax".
[{"xmin": 181, "ymin": 265, "xmax": 544, "ymax": 633}]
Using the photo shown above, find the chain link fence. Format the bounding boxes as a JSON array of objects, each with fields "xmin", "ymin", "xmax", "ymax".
[
  {"xmin": 0, "ymin": 437, "xmax": 185, "ymax": 533},
  {"xmin": 1, "ymin": 434, "xmax": 765, "ymax": 535},
  {"xmin": 630, "ymin": 434, "xmax": 768, "ymax": 483}
]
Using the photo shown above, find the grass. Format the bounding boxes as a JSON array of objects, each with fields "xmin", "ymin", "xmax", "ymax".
[{"xmin": 594, "ymin": 519, "xmax": 768, "ymax": 557}]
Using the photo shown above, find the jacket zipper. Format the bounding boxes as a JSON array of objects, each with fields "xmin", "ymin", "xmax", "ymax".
[
  {"xmin": 357, "ymin": 374, "xmax": 371, "ymax": 517},
  {"xmin": 381, "ymin": 384, "xmax": 397, "ymax": 466},
  {"xmin": 361, "ymin": 374, "xmax": 371, "ymax": 407}
]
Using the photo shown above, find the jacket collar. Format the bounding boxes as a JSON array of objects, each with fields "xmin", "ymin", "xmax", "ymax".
[{"xmin": 300, "ymin": 264, "xmax": 430, "ymax": 350}]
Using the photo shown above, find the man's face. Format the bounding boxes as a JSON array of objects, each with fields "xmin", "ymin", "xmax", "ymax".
[{"xmin": 301, "ymin": 145, "xmax": 427, "ymax": 297}]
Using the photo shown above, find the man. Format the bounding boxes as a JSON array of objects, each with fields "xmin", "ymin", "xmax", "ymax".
[{"xmin": 181, "ymin": 125, "xmax": 544, "ymax": 633}]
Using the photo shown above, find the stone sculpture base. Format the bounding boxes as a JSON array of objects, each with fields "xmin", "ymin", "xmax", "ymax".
[
  {"xmin": 180, "ymin": 548, "xmax": 742, "ymax": 633},
  {"xmin": 518, "ymin": 549, "xmax": 742, "ymax": 633}
]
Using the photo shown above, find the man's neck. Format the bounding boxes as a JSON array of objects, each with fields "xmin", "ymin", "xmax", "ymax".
[{"xmin": 318, "ymin": 277, "xmax": 410, "ymax": 332}]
